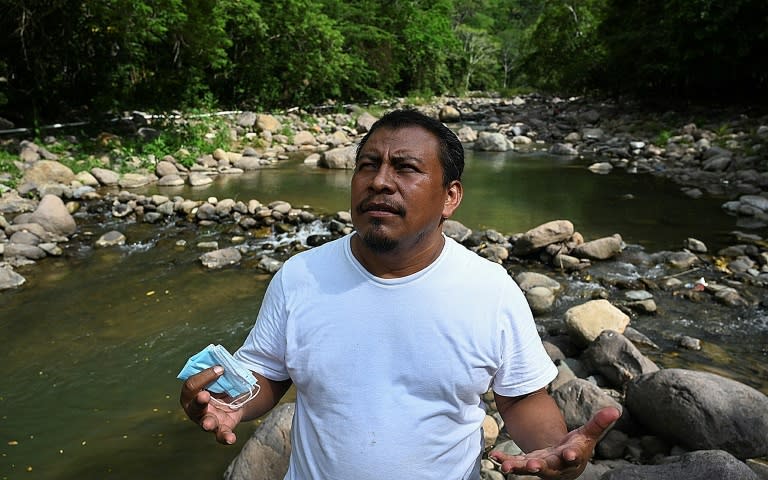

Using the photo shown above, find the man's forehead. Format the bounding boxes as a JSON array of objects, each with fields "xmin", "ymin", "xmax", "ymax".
[{"xmin": 361, "ymin": 125, "xmax": 438, "ymax": 152}]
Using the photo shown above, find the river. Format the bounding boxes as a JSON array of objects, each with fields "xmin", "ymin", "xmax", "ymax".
[{"xmin": 1, "ymin": 151, "xmax": 765, "ymax": 479}]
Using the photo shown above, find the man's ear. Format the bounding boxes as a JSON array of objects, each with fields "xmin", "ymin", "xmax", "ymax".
[{"xmin": 441, "ymin": 180, "xmax": 463, "ymax": 220}]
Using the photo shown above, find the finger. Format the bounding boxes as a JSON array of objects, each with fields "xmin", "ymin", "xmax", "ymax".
[
  {"xmin": 184, "ymin": 389, "xmax": 212, "ymax": 420},
  {"xmin": 579, "ymin": 406, "xmax": 622, "ymax": 440},
  {"xmin": 216, "ymin": 426, "xmax": 237, "ymax": 445},
  {"xmin": 182, "ymin": 365, "xmax": 224, "ymax": 395}
]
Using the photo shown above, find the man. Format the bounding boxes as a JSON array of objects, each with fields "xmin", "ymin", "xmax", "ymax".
[{"xmin": 180, "ymin": 109, "xmax": 620, "ymax": 479}]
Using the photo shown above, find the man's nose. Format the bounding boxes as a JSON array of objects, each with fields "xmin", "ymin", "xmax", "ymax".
[{"xmin": 370, "ymin": 164, "xmax": 396, "ymax": 191}]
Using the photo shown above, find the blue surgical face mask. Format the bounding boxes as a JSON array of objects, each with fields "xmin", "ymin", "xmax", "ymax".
[{"xmin": 177, "ymin": 344, "xmax": 260, "ymax": 410}]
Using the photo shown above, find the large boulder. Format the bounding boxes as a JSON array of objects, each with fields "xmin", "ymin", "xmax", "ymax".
[
  {"xmin": 224, "ymin": 403, "xmax": 294, "ymax": 480},
  {"xmin": 582, "ymin": 330, "xmax": 659, "ymax": 388},
  {"xmin": 512, "ymin": 220, "xmax": 574, "ymax": 256},
  {"xmin": 319, "ymin": 146, "xmax": 356, "ymax": 169},
  {"xmin": 552, "ymin": 379, "xmax": 623, "ymax": 431},
  {"xmin": 626, "ymin": 369, "xmax": 768, "ymax": 459},
  {"xmin": 600, "ymin": 450, "xmax": 758, "ymax": 480},
  {"xmin": 564, "ymin": 299, "xmax": 630, "ymax": 346},
  {"xmin": 26, "ymin": 194, "xmax": 77, "ymax": 236},
  {"xmin": 20, "ymin": 160, "xmax": 76, "ymax": 191},
  {"xmin": 570, "ymin": 234, "xmax": 623, "ymax": 260}
]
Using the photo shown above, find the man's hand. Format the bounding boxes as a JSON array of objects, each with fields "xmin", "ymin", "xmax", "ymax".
[
  {"xmin": 488, "ymin": 406, "xmax": 621, "ymax": 480},
  {"xmin": 180, "ymin": 366, "xmax": 245, "ymax": 445}
]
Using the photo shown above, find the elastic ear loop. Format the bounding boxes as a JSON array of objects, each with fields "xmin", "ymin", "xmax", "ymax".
[{"xmin": 209, "ymin": 383, "xmax": 261, "ymax": 411}]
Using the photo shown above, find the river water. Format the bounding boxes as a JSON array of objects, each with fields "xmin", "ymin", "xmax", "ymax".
[{"xmin": 1, "ymin": 151, "xmax": 766, "ymax": 479}]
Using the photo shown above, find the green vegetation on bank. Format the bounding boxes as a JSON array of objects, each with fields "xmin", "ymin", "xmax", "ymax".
[{"xmin": 1, "ymin": 0, "xmax": 767, "ymax": 125}]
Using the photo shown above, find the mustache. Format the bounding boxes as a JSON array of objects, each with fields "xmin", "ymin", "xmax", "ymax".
[{"xmin": 357, "ymin": 197, "xmax": 406, "ymax": 216}]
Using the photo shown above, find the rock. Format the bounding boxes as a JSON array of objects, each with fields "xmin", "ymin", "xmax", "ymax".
[
  {"xmin": 626, "ymin": 369, "xmax": 768, "ymax": 459},
  {"xmin": 236, "ymin": 111, "xmax": 257, "ymax": 128},
  {"xmin": 188, "ymin": 173, "xmax": 214, "ymax": 187},
  {"xmin": 438, "ymin": 106, "xmax": 461, "ymax": 122},
  {"xmin": 355, "ymin": 112, "xmax": 378, "ymax": 133},
  {"xmin": 552, "ymin": 379, "xmax": 623, "ymax": 431},
  {"xmin": 582, "ymin": 330, "xmax": 659, "ymax": 388},
  {"xmin": 564, "ymin": 299, "xmax": 630, "ymax": 346},
  {"xmin": 258, "ymin": 256, "xmax": 283, "ymax": 273},
  {"xmin": 684, "ymin": 237, "xmax": 707, "ymax": 253},
  {"xmin": 482, "ymin": 414, "xmax": 499, "ymax": 449},
  {"xmin": 515, "ymin": 271, "xmax": 562, "ymax": 292},
  {"xmin": 199, "ymin": 247, "xmax": 242, "ymax": 269},
  {"xmin": 4, "ymin": 242, "xmax": 46, "ymax": 260},
  {"xmin": 20, "ymin": 160, "xmax": 76, "ymax": 192},
  {"xmin": 474, "ymin": 131, "xmax": 510, "ymax": 152},
  {"xmin": 155, "ymin": 160, "xmax": 179, "ymax": 177},
  {"xmin": 525, "ymin": 286, "xmax": 556, "ymax": 314},
  {"xmin": 478, "ymin": 244, "xmax": 508, "ymax": 263},
  {"xmin": 457, "ymin": 126, "xmax": 477, "ymax": 142},
  {"xmin": 512, "ymin": 220, "xmax": 574, "ymax": 256},
  {"xmin": 319, "ymin": 146, "xmax": 356, "ymax": 169},
  {"xmin": 91, "ymin": 167, "xmax": 120, "ymax": 186},
  {"xmin": 158, "ymin": 174, "xmax": 185, "ymax": 186},
  {"xmin": 26, "ymin": 194, "xmax": 77, "ymax": 236},
  {"xmin": 442, "ymin": 219, "xmax": 472, "ymax": 243},
  {"xmin": 119, "ymin": 172, "xmax": 154, "ymax": 188},
  {"xmin": 600, "ymin": 450, "xmax": 759, "ymax": 480},
  {"xmin": 95, "ymin": 230, "xmax": 126, "ymax": 247},
  {"xmin": 293, "ymin": 130, "xmax": 316, "ymax": 146},
  {"xmin": 256, "ymin": 114, "xmax": 281, "ymax": 133},
  {"xmin": 0, "ymin": 266, "xmax": 26, "ymax": 290},
  {"xmin": 549, "ymin": 143, "xmax": 578, "ymax": 155},
  {"xmin": 570, "ymin": 234, "xmax": 623, "ymax": 260},
  {"xmin": 224, "ymin": 403, "xmax": 294, "ymax": 480}
]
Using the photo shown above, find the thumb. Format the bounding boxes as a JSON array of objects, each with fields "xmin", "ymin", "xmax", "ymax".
[{"xmin": 579, "ymin": 406, "xmax": 621, "ymax": 440}]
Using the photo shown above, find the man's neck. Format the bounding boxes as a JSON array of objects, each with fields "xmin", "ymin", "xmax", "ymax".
[{"xmin": 350, "ymin": 233, "xmax": 446, "ymax": 279}]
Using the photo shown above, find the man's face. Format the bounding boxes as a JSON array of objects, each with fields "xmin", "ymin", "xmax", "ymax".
[{"xmin": 351, "ymin": 125, "xmax": 461, "ymax": 253}]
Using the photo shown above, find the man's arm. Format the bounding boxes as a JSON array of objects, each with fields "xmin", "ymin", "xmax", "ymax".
[
  {"xmin": 180, "ymin": 366, "xmax": 292, "ymax": 445},
  {"xmin": 494, "ymin": 387, "xmax": 567, "ymax": 451},
  {"xmin": 490, "ymin": 388, "xmax": 620, "ymax": 480}
]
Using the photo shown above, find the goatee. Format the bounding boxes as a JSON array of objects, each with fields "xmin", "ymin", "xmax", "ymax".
[{"xmin": 361, "ymin": 220, "xmax": 399, "ymax": 253}]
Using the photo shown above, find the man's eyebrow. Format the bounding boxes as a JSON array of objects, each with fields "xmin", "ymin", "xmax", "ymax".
[{"xmin": 390, "ymin": 153, "xmax": 424, "ymax": 163}]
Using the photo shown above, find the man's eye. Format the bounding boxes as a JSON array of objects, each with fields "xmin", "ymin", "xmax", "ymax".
[{"xmin": 356, "ymin": 161, "xmax": 376, "ymax": 171}]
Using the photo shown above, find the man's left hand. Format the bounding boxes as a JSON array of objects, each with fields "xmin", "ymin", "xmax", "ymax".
[{"xmin": 488, "ymin": 406, "xmax": 621, "ymax": 480}]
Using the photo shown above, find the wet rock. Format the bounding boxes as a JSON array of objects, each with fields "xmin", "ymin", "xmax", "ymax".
[
  {"xmin": 677, "ymin": 335, "xmax": 702, "ymax": 350},
  {"xmin": 570, "ymin": 234, "xmax": 623, "ymax": 260},
  {"xmin": 95, "ymin": 230, "xmax": 126, "ymax": 247},
  {"xmin": 4, "ymin": 242, "xmax": 46, "ymax": 260},
  {"xmin": 200, "ymin": 247, "xmax": 241, "ymax": 269},
  {"xmin": 188, "ymin": 173, "xmax": 214, "ymax": 186},
  {"xmin": 525, "ymin": 286, "xmax": 556, "ymax": 314},
  {"xmin": 626, "ymin": 369, "xmax": 768, "ymax": 459},
  {"xmin": 512, "ymin": 220, "xmax": 574, "ymax": 256},
  {"xmin": 158, "ymin": 174, "xmax": 185, "ymax": 186},
  {"xmin": 119, "ymin": 172, "xmax": 155, "ymax": 188},
  {"xmin": 474, "ymin": 132, "xmax": 510, "ymax": 152},
  {"xmin": 478, "ymin": 244, "xmax": 508, "ymax": 263},
  {"xmin": 549, "ymin": 143, "xmax": 578, "ymax": 155},
  {"xmin": 684, "ymin": 237, "xmax": 707, "ymax": 253},
  {"xmin": 564, "ymin": 299, "xmax": 630, "ymax": 346},
  {"xmin": 258, "ymin": 256, "xmax": 283, "ymax": 273},
  {"xmin": 0, "ymin": 266, "xmax": 26, "ymax": 290}
]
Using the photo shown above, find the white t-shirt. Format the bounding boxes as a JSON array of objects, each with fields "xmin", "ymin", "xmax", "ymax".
[{"xmin": 235, "ymin": 234, "xmax": 557, "ymax": 480}]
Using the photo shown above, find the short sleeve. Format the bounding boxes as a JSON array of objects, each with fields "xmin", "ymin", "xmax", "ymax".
[
  {"xmin": 491, "ymin": 279, "xmax": 558, "ymax": 397},
  {"xmin": 233, "ymin": 269, "xmax": 291, "ymax": 381}
]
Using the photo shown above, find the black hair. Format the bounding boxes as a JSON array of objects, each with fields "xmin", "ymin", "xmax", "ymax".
[{"xmin": 355, "ymin": 109, "xmax": 464, "ymax": 186}]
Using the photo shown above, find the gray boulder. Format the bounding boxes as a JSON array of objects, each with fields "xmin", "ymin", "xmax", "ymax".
[
  {"xmin": 600, "ymin": 450, "xmax": 758, "ymax": 480},
  {"xmin": 512, "ymin": 220, "xmax": 574, "ymax": 256},
  {"xmin": 319, "ymin": 146, "xmax": 356, "ymax": 169},
  {"xmin": 626, "ymin": 369, "xmax": 768, "ymax": 459},
  {"xmin": 224, "ymin": 403, "xmax": 294, "ymax": 480},
  {"xmin": 552, "ymin": 379, "xmax": 622, "ymax": 431},
  {"xmin": 200, "ymin": 247, "xmax": 242, "ymax": 269},
  {"xmin": 0, "ymin": 266, "xmax": 26, "ymax": 290},
  {"xmin": 474, "ymin": 131, "xmax": 510, "ymax": 152},
  {"xmin": 26, "ymin": 194, "xmax": 77, "ymax": 236},
  {"xmin": 582, "ymin": 330, "xmax": 659, "ymax": 388},
  {"xmin": 570, "ymin": 234, "xmax": 623, "ymax": 260}
]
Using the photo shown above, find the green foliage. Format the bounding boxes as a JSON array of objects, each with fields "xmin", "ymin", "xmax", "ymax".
[
  {"xmin": 596, "ymin": 0, "xmax": 768, "ymax": 100},
  {"xmin": 0, "ymin": 0, "xmax": 766, "ymax": 123}
]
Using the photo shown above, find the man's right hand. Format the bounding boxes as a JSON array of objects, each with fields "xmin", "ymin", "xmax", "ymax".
[{"xmin": 180, "ymin": 366, "xmax": 244, "ymax": 445}]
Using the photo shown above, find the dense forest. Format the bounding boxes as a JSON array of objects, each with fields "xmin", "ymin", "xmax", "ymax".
[{"xmin": 1, "ymin": 0, "xmax": 767, "ymax": 125}]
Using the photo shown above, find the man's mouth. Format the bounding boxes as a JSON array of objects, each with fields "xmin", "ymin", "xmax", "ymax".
[{"xmin": 358, "ymin": 200, "xmax": 405, "ymax": 216}]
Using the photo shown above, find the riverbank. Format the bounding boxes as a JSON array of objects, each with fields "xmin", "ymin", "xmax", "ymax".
[{"xmin": 2, "ymin": 95, "xmax": 768, "ymax": 478}]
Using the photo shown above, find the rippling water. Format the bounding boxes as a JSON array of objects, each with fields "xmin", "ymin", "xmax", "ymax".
[{"xmin": 1, "ymin": 151, "xmax": 765, "ymax": 479}]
